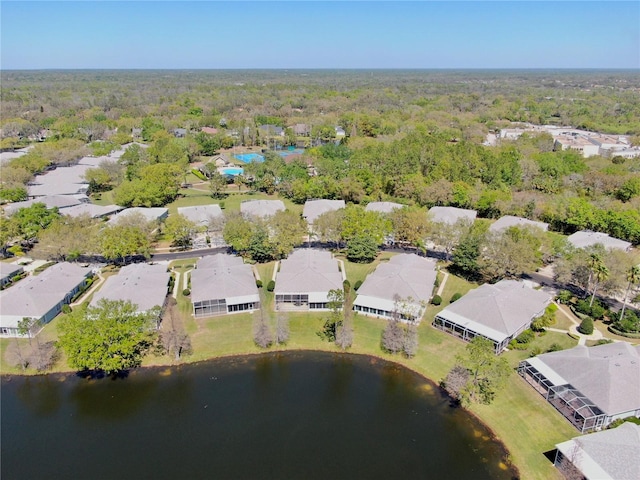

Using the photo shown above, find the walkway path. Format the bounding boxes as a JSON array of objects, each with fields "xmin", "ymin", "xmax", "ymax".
[
  {"xmin": 70, "ymin": 271, "xmax": 105, "ymax": 307},
  {"xmin": 549, "ymin": 303, "xmax": 605, "ymax": 345},
  {"xmin": 436, "ymin": 270, "xmax": 449, "ymax": 297}
]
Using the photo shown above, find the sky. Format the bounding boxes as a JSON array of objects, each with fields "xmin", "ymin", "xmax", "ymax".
[{"xmin": 1, "ymin": 1, "xmax": 639, "ymax": 69}]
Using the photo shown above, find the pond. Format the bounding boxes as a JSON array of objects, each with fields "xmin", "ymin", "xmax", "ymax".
[{"xmin": 1, "ymin": 352, "xmax": 516, "ymax": 479}]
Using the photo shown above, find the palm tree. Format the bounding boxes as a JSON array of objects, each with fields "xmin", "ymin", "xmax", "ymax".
[
  {"xmin": 619, "ymin": 264, "xmax": 640, "ymax": 323},
  {"xmin": 589, "ymin": 258, "xmax": 609, "ymax": 307}
]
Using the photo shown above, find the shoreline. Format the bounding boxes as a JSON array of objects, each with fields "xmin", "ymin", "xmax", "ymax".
[{"xmin": 1, "ymin": 346, "xmax": 519, "ymax": 477}]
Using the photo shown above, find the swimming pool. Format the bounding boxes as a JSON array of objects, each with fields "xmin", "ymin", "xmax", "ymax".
[
  {"xmin": 234, "ymin": 153, "xmax": 264, "ymax": 163},
  {"xmin": 278, "ymin": 148, "xmax": 305, "ymax": 157},
  {"xmin": 220, "ymin": 167, "xmax": 244, "ymax": 176}
]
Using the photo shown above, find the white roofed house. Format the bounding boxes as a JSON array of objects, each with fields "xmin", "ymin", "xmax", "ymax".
[
  {"xmin": 364, "ymin": 202, "xmax": 403, "ymax": 214},
  {"xmin": 90, "ymin": 263, "xmax": 171, "ymax": 316},
  {"xmin": 0, "ymin": 262, "xmax": 92, "ymax": 337},
  {"xmin": 108, "ymin": 207, "xmax": 169, "ymax": 225},
  {"xmin": 3, "ymin": 195, "xmax": 83, "ymax": 216},
  {"xmin": 427, "ymin": 206, "xmax": 477, "ymax": 225},
  {"xmin": 177, "ymin": 204, "xmax": 224, "ymax": 229},
  {"xmin": 567, "ymin": 230, "xmax": 632, "ymax": 252},
  {"xmin": 553, "ymin": 422, "xmax": 640, "ymax": 480},
  {"xmin": 489, "ymin": 215, "xmax": 549, "ymax": 233},
  {"xmin": 274, "ymin": 249, "xmax": 344, "ymax": 311},
  {"xmin": 303, "ymin": 199, "xmax": 345, "ymax": 228},
  {"xmin": 518, "ymin": 342, "xmax": 640, "ymax": 433},
  {"xmin": 433, "ymin": 280, "xmax": 552, "ymax": 354},
  {"xmin": 240, "ymin": 200, "xmax": 285, "ymax": 219},
  {"xmin": 190, "ymin": 254, "xmax": 260, "ymax": 317},
  {"xmin": 62, "ymin": 203, "xmax": 124, "ymax": 219},
  {"xmin": 0, "ymin": 263, "xmax": 24, "ymax": 288},
  {"xmin": 353, "ymin": 254, "xmax": 437, "ymax": 322}
]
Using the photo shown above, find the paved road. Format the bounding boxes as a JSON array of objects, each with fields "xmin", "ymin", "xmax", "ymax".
[{"xmin": 150, "ymin": 246, "xmax": 230, "ymax": 261}]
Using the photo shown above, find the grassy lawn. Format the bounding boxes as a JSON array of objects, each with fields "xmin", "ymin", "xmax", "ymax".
[{"xmin": 2, "ymin": 264, "xmax": 580, "ymax": 480}]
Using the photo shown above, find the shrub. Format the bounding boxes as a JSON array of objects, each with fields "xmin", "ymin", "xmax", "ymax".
[
  {"xmin": 267, "ymin": 280, "xmax": 275, "ymax": 292},
  {"xmin": 529, "ymin": 347, "xmax": 542, "ymax": 357},
  {"xmin": 515, "ymin": 329, "xmax": 535, "ymax": 344},
  {"xmin": 354, "ymin": 280, "xmax": 363, "ymax": 291},
  {"xmin": 182, "ymin": 288, "xmax": 191, "ymax": 296},
  {"xmin": 589, "ymin": 303, "xmax": 606, "ymax": 320},
  {"xmin": 62, "ymin": 304, "xmax": 72, "ymax": 314},
  {"xmin": 547, "ymin": 343, "xmax": 562, "ymax": 352},
  {"xmin": 434, "ymin": 276, "xmax": 440, "ymax": 288},
  {"xmin": 256, "ymin": 279, "xmax": 263, "ymax": 288},
  {"xmin": 556, "ymin": 290, "xmax": 573, "ymax": 304},
  {"xmin": 593, "ymin": 339, "xmax": 613, "ymax": 346},
  {"xmin": 191, "ymin": 168, "xmax": 207, "ymax": 181},
  {"xmin": 450, "ymin": 292, "xmax": 462, "ymax": 303},
  {"xmin": 578, "ymin": 317, "xmax": 594, "ymax": 335},
  {"xmin": 431, "ymin": 295, "xmax": 442, "ymax": 306}
]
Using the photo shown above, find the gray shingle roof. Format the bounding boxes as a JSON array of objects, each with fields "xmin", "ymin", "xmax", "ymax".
[
  {"xmin": 177, "ymin": 205, "xmax": 223, "ymax": 226},
  {"xmin": 108, "ymin": 207, "xmax": 168, "ymax": 225},
  {"xmin": 556, "ymin": 422, "xmax": 640, "ymax": 480},
  {"xmin": 28, "ymin": 183, "xmax": 88, "ymax": 197},
  {"xmin": 489, "ymin": 215, "xmax": 549, "ymax": 233},
  {"xmin": 303, "ymin": 199, "xmax": 345, "ymax": 224},
  {"xmin": 3, "ymin": 195, "xmax": 83, "ymax": 215},
  {"xmin": 567, "ymin": 231, "xmax": 632, "ymax": 251},
  {"xmin": 62, "ymin": 204, "xmax": 124, "ymax": 219},
  {"xmin": 531, "ymin": 342, "xmax": 640, "ymax": 416},
  {"xmin": 0, "ymin": 263, "xmax": 23, "ymax": 282},
  {"xmin": 436, "ymin": 280, "xmax": 552, "ymax": 342},
  {"xmin": 275, "ymin": 249, "xmax": 343, "ymax": 298},
  {"xmin": 30, "ymin": 164, "xmax": 92, "ymax": 185},
  {"xmin": 0, "ymin": 263, "xmax": 90, "ymax": 327},
  {"xmin": 354, "ymin": 254, "xmax": 437, "ymax": 316},
  {"xmin": 364, "ymin": 202, "xmax": 404, "ymax": 214},
  {"xmin": 240, "ymin": 200, "xmax": 285, "ymax": 218},
  {"xmin": 191, "ymin": 254, "xmax": 259, "ymax": 304},
  {"xmin": 90, "ymin": 263, "xmax": 170, "ymax": 312},
  {"xmin": 428, "ymin": 206, "xmax": 477, "ymax": 225}
]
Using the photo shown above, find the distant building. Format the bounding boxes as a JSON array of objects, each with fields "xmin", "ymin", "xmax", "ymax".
[
  {"xmin": 173, "ymin": 128, "xmax": 187, "ymax": 138},
  {"xmin": 334, "ymin": 126, "xmax": 346, "ymax": 137},
  {"xmin": 108, "ymin": 207, "xmax": 169, "ymax": 225},
  {"xmin": 365, "ymin": 202, "xmax": 403, "ymax": 214},
  {"xmin": 191, "ymin": 254, "xmax": 260, "ymax": 317},
  {"xmin": 258, "ymin": 125, "xmax": 284, "ymax": 137},
  {"xmin": 519, "ymin": 342, "xmax": 640, "ymax": 432},
  {"xmin": 489, "ymin": 215, "xmax": 549, "ymax": 233},
  {"xmin": 91, "ymin": 263, "xmax": 170, "ymax": 314},
  {"xmin": 433, "ymin": 280, "xmax": 552, "ymax": 354},
  {"xmin": 177, "ymin": 205, "xmax": 223, "ymax": 229},
  {"xmin": 553, "ymin": 423, "xmax": 640, "ymax": 479},
  {"xmin": 0, "ymin": 263, "xmax": 92, "ymax": 337},
  {"xmin": 291, "ymin": 123, "xmax": 311, "ymax": 136},
  {"xmin": 354, "ymin": 254, "xmax": 437, "ymax": 322},
  {"xmin": 62, "ymin": 204, "xmax": 124, "ymax": 219},
  {"xmin": 302, "ymin": 199, "xmax": 345, "ymax": 225},
  {"xmin": 274, "ymin": 249, "xmax": 344, "ymax": 311},
  {"xmin": 3, "ymin": 195, "xmax": 83, "ymax": 216},
  {"xmin": 428, "ymin": 206, "xmax": 477, "ymax": 225},
  {"xmin": 554, "ymin": 136, "xmax": 600, "ymax": 158},
  {"xmin": 567, "ymin": 231, "xmax": 632, "ymax": 251},
  {"xmin": 240, "ymin": 200, "xmax": 285, "ymax": 219},
  {"xmin": 0, "ymin": 263, "xmax": 24, "ymax": 288}
]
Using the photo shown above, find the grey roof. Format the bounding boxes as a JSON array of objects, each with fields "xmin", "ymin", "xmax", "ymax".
[
  {"xmin": 275, "ymin": 249, "xmax": 343, "ymax": 295},
  {"xmin": 0, "ymin": 263, "xmax": 90, "ymax": 326},
  {"xmin": 436, "ymin": 280, "xmax": 552, "ymax": 343},
  {"xmin": 489, "ymin": 215, "xmax": 549, "ymax": 233},
  {"xmin": 428, "ymin": 206, "xmax": 477, "ymax": 225},
  {"xmin": 303, "ymin": 199, "xmax": 345, "ymax": 224},
  {"xmin": 240, "ymin": 200, "xmax": 285, "ymax": 218},
  {"xmin": 62, "ymin": 204, "xmax": 124, "ymax": 219},
  {"xmin": 30, "ymin": 164, "xmax": 92, "ymax": 185},
  {"xmin": 191, "ymin": 254, "xmax": 259, "ymax": 304},
  {"xmin": 28, "ymin": 182, "xmax": 88, "ymax": 197},
  {"xmin": 530, "ymin": 342, "xmax": 640, "ymax": 416},
  {"xmin": 365, "ymin": 202, "xmax": 404, "ymax": 214},
  {"xmin": 567, "ymin": 230, "xmax": 632, "ymax": 251},
  {"xmin": 0, "ymin": 263, "xmax": 23, "ymax": 281},
  {"xmin": 91, "ymin": 263, "xmax": 170, "ymax": 312},
  {"xmin": 108, "ymin": 207, "xmax": 168, "ymax": 225},
  {"xmin": 3, "ymin": 195, "xmax": 82, "ymax": 215},
  {"xmin": 354, "ymin": 254, "xmax": 437, "ymax": 315},
  {"xmin": 556, "ymin": 422, "xmax": 640, "ymax": 480},
  {"xmin": 177, "ymin": 205, "xmax": 223, "ymax": 226},
  {"xmin": 0, "ymin": 150, "xmax": 27, "ymax": 165}
]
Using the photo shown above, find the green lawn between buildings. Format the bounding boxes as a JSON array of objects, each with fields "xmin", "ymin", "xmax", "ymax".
[{"xmin": 0, "ymin": 255, "xmax": 581, "ymax": 480}]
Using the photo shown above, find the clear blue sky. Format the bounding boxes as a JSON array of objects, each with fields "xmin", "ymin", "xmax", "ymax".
[{"xmin": 1, "ymin": 1, "xmax": 639, "ymax": 69}]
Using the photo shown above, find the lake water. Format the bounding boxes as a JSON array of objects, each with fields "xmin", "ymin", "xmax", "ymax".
[{"xmin": 1, "ymin": 352, "xmax": 516, "ymax": 479}]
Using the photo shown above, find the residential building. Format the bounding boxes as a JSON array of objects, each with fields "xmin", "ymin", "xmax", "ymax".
[
  {"xmin": 90, "ymin": 263, "xmax": 170, "ymax": 314},
  {"xmin": 3, "ymin": 195, "xmax": 83, "ymax": 216},
  {"xmin": 258, "ymin": 124, "xmax": 285, "ymax": 137},
  {"xmin": 427, "ymin": 206, "xmax": 477, "ymax": 225},
  {"xmin": 489, "ymin": 215, "xmax": 549, "ymax": 233},
  {"xmin": 553, "ymin": 422, "xmax": 640, "ymax": 480},
  {"xmin": 0, "ymin": 263, "xmax": 24, "ymax": 288},
  {"xmin": 274, "ymin": 249, "xmax": 344, "ymax": 311},
  {"xmin": 173, "ymin": 128, "xmax": 187, "ymax": 138},
  {"xmin": 365, "ymin": 202, "xmax": 404, "ymax": 214},
  {"xmin": 191, "ymin": 254, "xmax": 260, "ymax": 317},
  {"xmin": 177, "ymin": 205, "xmax": 223, "ymax": 229},
  {"xmin": 567, "ymin": 231, "xmax": 632, "ymax": 252},
  {"xmin": 240, "ymin": 200, "xmax": 285, "ymax": 219},
  {"xmin": 302, "ymin": 199, "xmax": 345, "ymax": 225},
  {"xmin": 353, "ymin": 254, "xmax": 437, "ymax": 322},
  {"xmin": 433, "ymin": 280, "xmax": 552, "ymax": 353},
  {"xmin": 518, "ymin": 342, "xmax": 640, "ymax": 432},
  {"xmin": 554, "ymin": 135, "xmax": 600, "ymax": 158},
  {"xmin": 0, "ymin": 262, "xmax": 92, "ymax": 337},
  {"xmin": 62, "ymin": 204, "xmax": 124, "ymax": 219},
  {"xmin": 291, "ymin": 123, "xmax": 310, "ymax": 136},
  {"xmin": 108, "ymin": 207, "xmax": 169, "ymax": 225}
]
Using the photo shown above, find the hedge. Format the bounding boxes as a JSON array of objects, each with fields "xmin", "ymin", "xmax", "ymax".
[
  {"xmin": 191, "ymin": 169, "xmax": 207, "ymax": 181},
  {"xmin": 608, "ymin": 325, "xmax": 640, "ymax": 339}
]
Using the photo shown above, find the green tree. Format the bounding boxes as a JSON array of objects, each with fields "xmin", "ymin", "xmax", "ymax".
[
  {"xmin": 619, "ymin": 264, "xmax": 640, "ymax": 324},
  {"xmin": 209, "ymin": 172, "xmax": 228, "ymax": 199},
  {"xmin": 223, "ymin": 212, "xmax": 254, "ymax": 256},
  {"xmin": 57, "ymin": 299, "xmax": 158, "ymax": 374},
  {"xmin": 31, "ymin": 215, "xmax": 99, "ymax": 261},
  {"xmin": 479, "ymin": 227, "xmax": 543, "ymax": 281},
  {"xmin": 267, "ymin": 210, "xmax": 306, "ymax": 259},
  {"xmin": 10, "ymin": 203, "xmax": 60, "ymax": 241},
  {"xmin": 100, "ymin": 224, "xmax": 151, "ymax": 264},
  {"xmin": 588, "ymin": 254, "xmax": 609, "ymax": 307},
  {"xmin": 389, "ymin": 206, "xmax": 430, "ymax": 247},
  {"xmin": 164, "ymin": 214, "xmax": 197, "ymax": 249},
  {"xmin": 346, "ymin": 235, "xmax": 378, "ymax": 263},
  {"xmin": 450, "ymin": 337, "xmax": 511, "ymax": 405}
]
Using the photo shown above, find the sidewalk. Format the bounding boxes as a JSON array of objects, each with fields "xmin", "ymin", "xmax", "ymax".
[{"xmin": 551, "ymin": 303, "xmax": 605, "ymax": 345}]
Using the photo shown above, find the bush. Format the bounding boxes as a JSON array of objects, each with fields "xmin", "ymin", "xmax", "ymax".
[
  {"xmin": 515, "ymin": 329, "xmax": 535, "ymax": 344},
  {"xmin": 431, "ymin": 295, "xmax": 442, "ymax": 306},
  {"xmin": 256, "ymin": 279, "xmax": 263, "ymax": 288},
  {"xmin": 578, "ymin": 317, "xmax": 594, "ymax": 335},
  {"xmin": 556, "ymin": 290, "xmax": 573, "ymax": 304},
  {"xmin": 182, "ymin": 288, "xmax": 191, "ymax": 296},
  {"xmin": 267, "ymin": 280, "xmax": 275, "ymax": 292},
  {"xmin": 354, "ymin": 280, "xmax": 363, "ymax": 291},
  {"xmin": 450, "ymin": 292, "xmax": 462, "ymax": 303},
  {"xmin": 191, "ymin": 168, "xmax": 207, "ymax": 181},
  {"xmin": 547, "ymin": 343, "xmax": 562, "ymax": 352},
  {"xmin": 62, "ymin": 304, "xmax": 72, "ymax": 314}
]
